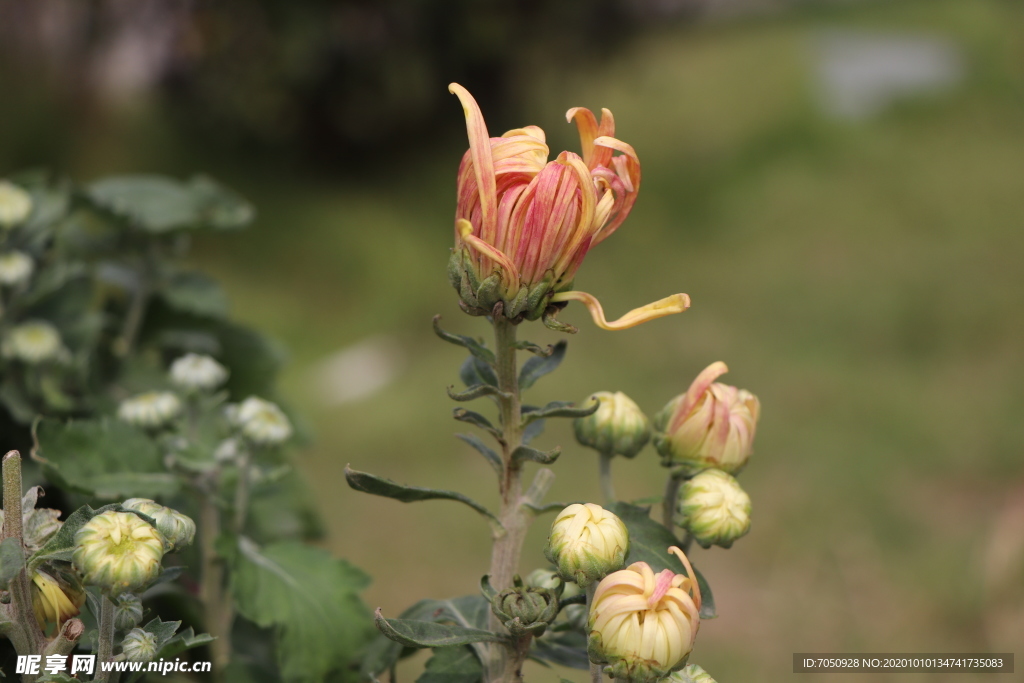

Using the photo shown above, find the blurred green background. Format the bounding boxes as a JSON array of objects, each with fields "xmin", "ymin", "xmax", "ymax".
[{"xmin": 2, "ymin": 0, "xmax": 1023, "ymax": 680}]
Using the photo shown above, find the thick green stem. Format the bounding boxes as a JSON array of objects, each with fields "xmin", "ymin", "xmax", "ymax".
[
  {"xmin": 94, "ymin": 596, "xmax": 116, "ymax": 682},
  {"xmin": 598, "ymin": 453, "xmax": 615, "ymax": 504},
  {"xmin": 2, "ymin": 451, "xmax": 43, "ymax": 672}
]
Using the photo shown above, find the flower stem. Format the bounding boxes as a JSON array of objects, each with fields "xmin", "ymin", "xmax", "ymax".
[
  {"xmin": 1, "ymin": 451, "xmax": 43, "ymax": 670},
  {"xmin": 198, "ymin": 484, "xmax": 232, "ymax": 677},
  {"xmin": 599, "ymin": 452, "xmax": 615, "ymax": 504},
  {"xmin": 95, "ymin": 596, "xmax": 116, "ymax": 682},
  {"xmin": 662, "ymin": 471, "xmax": 685, "ymax": 529},
  {"xmin": 586, "ymin": 584, "xmax": 603, "ymax": 683}
]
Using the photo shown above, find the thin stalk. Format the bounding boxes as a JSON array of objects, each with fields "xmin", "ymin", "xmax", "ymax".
[
  {"xmin": 198, "ymin": 485, "xmax": 232, "ymax": 675},
  {"xmin": 233, "ymin": 450, "xmax": 252, "ymax": 534},
  {"xmin": 94, "ymin": 596, "xmax": 116, "ymax": 682},
  {"xmin": 2, "ymin": 451, "xmax": 43, "ymax": 667},
  {"xmin": 586, "ymin": 584, "xmax": 602, "ymax": 683},
  {"xmin": 662, "ymin": 471, "xmax": 685, "ymax": 529},
  {"xmin": 598, "ymin": 453, "xmax": 615, "ymax": 504}
]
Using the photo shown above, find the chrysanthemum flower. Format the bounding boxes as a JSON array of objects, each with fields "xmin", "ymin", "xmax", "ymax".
[
  {"xmin": 2, "ymin": 320, "xmax": 64, "ymax": 364},
  {"xmin": 169, "ymin": 353, "xmax": 228, "ymax": 392},
  {"xmin": 0, "ymin": 181, "xmax": 33, "ymax": 227},
  {"xmin": 0, "ymin": 251, "xmax": 34, "ymax": 287},
  {"xmin": 117, "ymin": 391, "xmax": 182, "ymax": 429},
  {"xmin": 72, "ymin": 511, "xmax": 165, "ymax": 593}
]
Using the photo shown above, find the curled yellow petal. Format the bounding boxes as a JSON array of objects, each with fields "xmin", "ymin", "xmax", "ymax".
[
  {"xmin": 549, "ymin": 290, "xmax": 690, "ymax": 330},
  {"xmin": 457, "ymin": 219, "xmax": 520, "ymax": 292}
]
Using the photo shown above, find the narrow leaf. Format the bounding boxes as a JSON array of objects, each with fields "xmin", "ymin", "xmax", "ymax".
[
  {"xmin": 345, "ymin": 466, "xmax": 501, "ymax": 529},
  {"xmin": 433, "ymin": 316, "xmax": 495, "ymax": 364},
  {"xmin": 456, "ymin": 434, "xmax": 502, "ymax": 479},
  {"xmin": 518, "ymin": 340, "xmax": 567, "ymax": 390},
  {"xmin": 374, "ymin": 609, "xmax": 507, "ymax": 648},
  {"xmin": 447, "ymin": 384, "xmax": 510, "ymax": 402},
  {"xmin": 511, "ymin": 445, "xmax": 561, "ymax": 465},
  {"xmin": 522, "ymin": 501, "xmax": 573, "ymax": 516},
  {"xmin": 453, "ymin": 408, "xmax": 503, "ymax": 441},
  {"xmin": 522, "ymin": 415, "xmax": 546, "ymax": 445},
  {"xmin": 521, "ymin": 400, "xmax": 598, "ymax": 426},
  {"xmin": 458, "ymin": 356, "xmax": 500, "ymax": 389},
  {"xmin": 513, "ymin": 341, "xmax": 554, "ymax": 356}
]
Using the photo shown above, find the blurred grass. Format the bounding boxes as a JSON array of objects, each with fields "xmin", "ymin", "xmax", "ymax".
[{"xmin": 13, "ymin": 0, "xmax": 1024, "ymax": 679}]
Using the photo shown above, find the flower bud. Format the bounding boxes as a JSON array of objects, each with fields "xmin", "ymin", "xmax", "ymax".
[
  {"xmin": 588, "ymin": 547, "xmax": 702, "ymax": 683},
  {"xmin": 0, "ymin": 251, "xmax": 34, "ymax": 287},
  {"xmin": 231, "ymin": 396, "xmax": 292, "ymax": 445},
  {"xmin": 545, "ymin": 503, "xmax": 628, "ymax": 588},
  {"xmin": 490, "ymin": 580, "xmax": 562, "ymax": 638},
  {"xmin": 169, "ymin": 353, "xmax": 228, "ymax": 392},
  {"xmin": 676, "ymin": 469, "xmax": 751, "ymax": 549},
  {"xmin": 121, "ymin": 499, "xmax": 196, "ymax": 552},
  {"xmin": 653, "ymin": 362, "xmax": 760, "ymax": 475},
  {"xmin": 574, "ymin": 391, "xmax": 650, "ymax": 459},
  {"xmin": 113, "ymin": 593, "xmax": 144, "ymax": 631},
  {"xmin": 73, "ymin": 511, "xmax": 165, "ymax": 593},
  {"xmin": 666, "ymin": 664, "xmax": 717, "ymax": 683},
  {"xmin": 0, "ymin": 180, "xmax": 33, "ymax": 227},
  {"xmin": 2, "ymin": 321, "xmax": 63, "ymax": 364},
  {"xmin": 31, "ymin": 571, "xmax": 85, "ymax": 630},
  {"xmin": 117, "ymin": 391, "xmax": 182, "ymax": 429},
  {"xmin": 121, "ymin": 628, "xmax": 159, "ymax": 663}
]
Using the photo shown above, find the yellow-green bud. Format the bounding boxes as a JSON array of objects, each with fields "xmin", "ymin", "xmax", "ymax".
[
  {"xmin": 0, "ymin": 251, "xmax": 34, "ymax": 287},
  {"xmin": 666, "ymin": 664, "xmax": 717, "ymax": 683},
  {"xmin": 588, "ymin": 547, "xmax": 702, "ymax": 683},
  {"xmin": 230, "ymin": 396, "xmax": 292, "ymax": 445},
  {"xmin": 524, "ymin": 569, "xmax": 562, "ymax": 591},
  {"xmin": 121, "ymin": 628, "xmax": 159, "ymax": 662},
  {"xmin": 117, "ymin": 391, "xmax": 182, "ymax": 429},
  {"xmin": 72, "ymin": 511, "xmax": 165, "ymax": 593},
  {"xmin": 121, "ymin": 498, "xmax": 196, "ymax": 552},
  {"xmin": 676, "ymin": 469, "xmax": 751, "ymax": 549},
  {"xmin": 545, "ymin": 503, "xmax": 628, "ymax": 589},
  {"xmin": 114, "ymin": 593, "xmax": 144, "ymax": 631},
  {"xmin": 653, "ymin": 362, "xmax": 760, "ymax": 475},
  {"xmin": 2, "ymin": 321, "xmax": 63, "ymax": 364},
  {"xmin": 169, "ymin": 353, "xmax": 228, "ymax": 392},
  {"xmin": 574, "ymin": 391, "xmax": 651, "ymax": 459},
  {"xmin": 0, "ymin": 180, "xmax": 33, "ymax": 227},
  {"xmin": 31, "ymin": 571, "xmax": 84, "ymax": 630}
]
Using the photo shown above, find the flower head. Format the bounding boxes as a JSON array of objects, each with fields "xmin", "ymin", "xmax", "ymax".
[
  {"xmin": 574, "ymin": 391, "xmax": 651, "ymax": 459},
  {"xmin": 0, "ymin": 251, "xmax": 34, "ymax": 287},
  {"xmin": 545, "ymin": 503, "xmax": 628, "ymax": 588},
  {"xmin": 653, "ymin": 362, "xmax": 760, "ymax": 475},
  {"xmin": 231, "ymin": 396, "xmax": 293, "ymax": 445},
  {"xmin": 121, "ymin": 498, "xmax": 196, "ymax": 552},
  {"xmin": 2, "ymin": 320, "xmax": 64, "ymax": 364},
  {"xmin": 31, "ymin": 570, "xmax": 85, "ymax": 630},
  {"xmin": 676, "ymin": 469, "xmax": 751, "ymax": 549},
  {"xmin": 72, "ymin": 511, "xmax": 165, "ymax": 593},
  {"xmin": 169, "ymin": 353, "xmax": 228, "ymax": 392},
  {"xmin": 588, "ymin": 547, "xmax": 702, "ymax": 683},
  {"xmin": 0, "ymin": 181, "xmax": 33, "ymax": 228},
  {"xmin": 448, "ymin": 84, "xmax": 689, "ymax": 330},
  {"xmin": 117, "ymin": 391, "xmax": 182, "ymax": 429}
]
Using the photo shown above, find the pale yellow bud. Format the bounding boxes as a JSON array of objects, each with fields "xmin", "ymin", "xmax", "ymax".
[
  {"xmin": 72, "ymin": 511, "xmax": 165, "ymax": 593},
  {"xmin": 0, "ymin": 181, "xmax": 33, "ymax": 227},
  {"xmin": 117, "ymin": 391, "xmax": 182, "ymax": 429},
  {"xmin": 2, "ymin": 321, "xmax": 63, "ymax": 364},
  {"xmin": 544, "ymin": 503, "xmax": 628, "ymax": 588},
  {"xmin": 574, "ymin": 391, "xmax": 651, "ymax": 459},
  {"xmin": 169, "ymin": 353, "xmax": 228, "ymax": 392},
  {"xmin": 654, "ymin": 362, "xmax": 760, "ymax": 475},
  {"xmin": 676, "ymin": 469, "xmax": 751, "ymax": 549},
  {"xmin": 588, "ymin": 547, "xmax": 702, "ymax": 683},
  {"xmin": 121, "ymin": 498, "xmax": 196, "ymax": 552},
  {"xmin": 231, "ymin": 396, "xmax": 292, "ymax": 445},
  {"xmin": 0, "ymin": 251, "xmax": 34, "ymax": 287},
  {"xmin": 666, "ymin": 663, "xmax": 717, "ymax": 683}
]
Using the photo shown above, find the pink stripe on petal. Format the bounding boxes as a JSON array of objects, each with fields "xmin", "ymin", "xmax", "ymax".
[
  {"xmin": 449, "ymin": 84, "xmax": 497, "ymax": 244},
  {"xmin": 674, "ymin": 362, "xmax": 729, "ymax": 433}
]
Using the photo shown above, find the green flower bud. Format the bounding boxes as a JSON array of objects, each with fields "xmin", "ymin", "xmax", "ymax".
[
  {"xmin": 490, "ymin": 579, "xmax": 562, "ymax": 638},
  {"xmin": 73, "ymin": 511, "xmax": 165, "ymax": 593},
  {"xmin": 665, "ymin": 664, "xmax": 717, "ymax": 683},
  {"xmin": 117, "ymin": 391, "xmax": 182, "ymax": 429},
  {"xmin": 121, "ymin": 628, "xmax": 158, "ymax": 663},
  {"xmin": 545, "ymin": 503, "xmax": 628, "ymax": 589},
  {"xmin": 2, "ymin": 321, "xmax": 63, "ymax": 364},
  {"xmin": 113, "ymin": 593, "xmax": 144, "ymax": 631},
  {"xmin": 169, "ymin": 353, "xmax": 228, "ymax": 392},
  {"xmin": 0, "ymin": 180, "xmax": 33, "ymax": 227},
  {"xmin": 574, "ymin": 391, "xmax": 650, "ymax": 459},
  {"xmin": 524, "ymin": 569, "xmax": 561, "ymax": 591},
  {"xmin": 676, "ymin": 469, "xmax": 751, "ymax": 549},
  {"xmin": 0, "ymin": 251, "xmax": 34, "ymax": 287},
  {"xmin": 121, "ymin": 498, "xmax": 196, "ymax": 552},
  {"xmin": 230, "ymin": 396, "xmax": 292, "ymax": 445}
]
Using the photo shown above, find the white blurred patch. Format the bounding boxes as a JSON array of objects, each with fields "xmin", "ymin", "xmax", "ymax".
[
  {"xmin": 311, "ymin": 335, "xmax": 404, "ymax": 406},
  {"xmin": 815, "ymin": 30, "xmax": 964, "ymax": 121}
]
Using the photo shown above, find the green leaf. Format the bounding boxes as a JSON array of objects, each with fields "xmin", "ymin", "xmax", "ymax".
[
  {"xmin": 33, "ymin": 418, "xmax": 179, "ymax": 499},
  {"xmin": 433, "ymin": 317, "xmax": 495, "ymax": 364},
  {"xmin": 447, "ymin": 384, "xmax": 510, "ymax": 402},
  {"xmin": 344, "ymin": 466, "xmax": 501, "ymax": 530},
  {"xmin": 459, "ymin": 355, "xmax": 499, "ymax": 388},
  {"xmin": 161, "ymin": 270, "xmax": 230, "ymax": 318},
  {"xmin": 141, "ymin": 616, "xmax": 181, "ymax": 650},
  {"xmin": 513, "ymin": 340, "xmax": 554, "ymax": 356},
  {"xmin": 374, "ymin": 610, "xmax": 507, "ymax": 648},
  {"xmin": 452, "ymin": 409, "xmax": 503, "ymax": 441},
  {"xmin": 154, "ymin": 627, "xmax": 216, "ymax": 660},
  {"xmin": 456, "ymin": 434, "xmax": 502, "ymax": 479},
  {"xmin": 0, "ymin": 537, "xmax": 25, "ymax": 589},
  {"xmin": 232, "ymin": 537, "xmax": 374, "ymax": 682},
  {"xmin": 0, "ymin": 380, "xmax": 37, "ymax": 425},
  {"xmin": 522, "ymin": 501, "xmax": 572, "ymax": 516},
  {"xmin": 417, "ymin": 646, "xmax": 483, "ymax": 683},
  {"xmin": 607, "ymin": 503, "xmax": 716, "ymax": 619},
  {"xmin": 188, "ymin": 175, "xmax": 256, "ymax": 230},
  {"xmin": 522, "ymin": 415, "xmax": 546, "ymax": 445},
  {"xmin": 521, "ymin": 400, "xmax": 598, "ymax": 426},
  {"xmin": 511, "ymin": 445, "xmax": 561, "ymax": 465},
  {"xmin": 530, "ymin": 630, "xmax": 589, "ymax": 670},
  {"xmin": 518, "ymin": 340, "xmax": 567, "ymax": 390}
]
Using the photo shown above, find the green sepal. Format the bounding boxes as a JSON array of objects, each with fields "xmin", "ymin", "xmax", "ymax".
[
  {"xmin": 505, "ymin": 285, "xmax": 530, "ymax": 319},
  {"xmin": 374, "ymin": 609, "xmax": 508, "ymax": 648},
  {"xmin": 475, "ymin": 273, "xmax": 503, "ymax": 311},
  {"xmin": 522, "ymin": 400, "xmax": 599, "ymax": 426},
  {"xmin": 525, "ymin": 279, "xmax": 554, "ymax": 321},
  {"xmin": 344, "ymin": 466, "xmax": 502, "ymax": 531},
  {"xmin": 511, "ymin": 445, "xmax": 561, "ymax": 465},
  {"xmin": 452, "ymin": 408, "xmax": 503, "ymax": 441},
  {"xmin": 433, "ymin": 316, "xmax": 495, "ymax": 364},
  {"xmin": 541, "ymin": 305, "xmax": 577, "ymax": 334},
  {"xmin": 447, "ymin": 384, "xmax": 511, "ymax": 402},
  {"xmin": 456, "ymin": 434, "xmax": 502, "ymax": 480}
]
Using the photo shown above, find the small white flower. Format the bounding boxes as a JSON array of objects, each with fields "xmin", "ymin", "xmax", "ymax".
[
  {"xmin": 169, "ymin": 353, "xmax": 228, "ymax": 391},
  {"xmin": 0, "ymin": 181, "xmax": 33, "ymax": 227},
  {"xmin": 232, "ymin": 396, "xmax": 292, "ymax": 445},
  {"xmin": 0, "ymin": 251, "xmax": 34, "ymax": 287},
  {"xmin": 213, "ymin": 438, "xmax": 241, "ymax": 463},
  {"xmin": 118, "ymin": 391, "xmax": 182, "ymax": 428},
  {"xmin": 2, "ymin": 321, "xmax": 63, "ymax": 364}
]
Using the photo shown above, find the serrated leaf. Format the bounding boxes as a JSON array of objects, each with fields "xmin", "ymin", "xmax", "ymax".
[
  {"xmin": 141, "ymin": 616, "xmax": 181, "ymax": 650},
  {"xmin": 232, "ymin": 538, "xmax": 374, "ymax": 682},
  {"xmin": 456, "ymin": 434, "xmax": 502, "ymax": 479},
  {"xmin": 33, "ymin": 418, "xmax": 178, "ymax": 499},
  {"xmin": 518, "ymin": 340, "xmax": 567, "ymax": 390},
  {"xmin": 344, "ymin": 466, "xmax": 500, "ymax": 530},
  {"xmin": 154, "ymin": 627, "xmax": 216, "ymax": 660},
  {"xmin": 607, "ymin": 503, "xmax": 716, "ymax": 619},
  {"xmin": 452, "ymin": 409, "xmax": 503, "ymax": 441},
  {"xmin": 374, "ymin": 610, "xmax": 506, "ymax": 648},
  {"xmin": 447, "ymin": 384, "xmax": 510, "ymax": 402},
  {"xmin": 511, "ymin": 445, "xmax": 561, "ymax": 465},
  {"xmin": 521, "ymin": 400, "xmax": 598, "ymax": 426},
  {"xmin": 0, "ymin": 537, "xmax": 25, "ymax": 589},
  {"xmin": 161, "ymin": 271, "xmax": 230, "ymax": 318},
  {"xmin": 433, "ymin": 317, "xmax": 495, "ymax": 364},
  {"xmin": 417, "ymin": 646, "xmax": 483, "ymax": 683}
]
